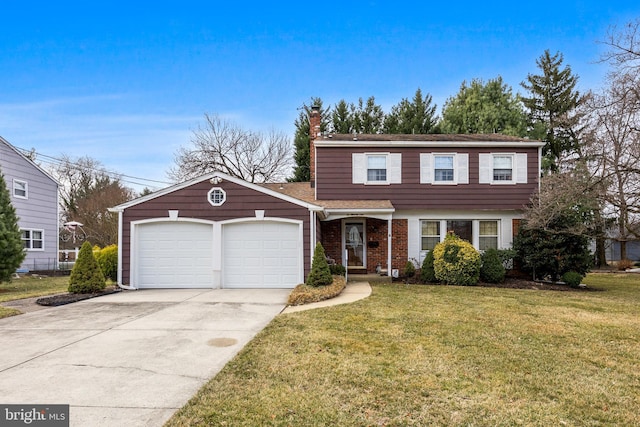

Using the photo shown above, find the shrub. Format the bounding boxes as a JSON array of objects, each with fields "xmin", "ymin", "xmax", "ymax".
[
  {"xmin": 69, "ymin": 241, "xmax": 106, "ymax": 293},
  {"xmin": 617, "ymin": 259, "xmax": 634, "ymax": 271},
  {"xmin": 480, "ymin": 248, "xmax": 506, "ymax": 283},
  {"xmin": 561, "ymin": 271, "xmax": 583, "ymax": 287},
  {"xmin": 329, "ymin": 264, "xmax": 346, "ymax": 276},
  {"xmin": 95, "ymin": 244, "xmax": 118, "ymax": 282},
  {"xmin": 306, "ymin": 243, "xmax": 333, "ymax": 287},
  {"xmin": 433, "ymin": 233, "xmax": 481, "ymax": 286},
  {"xmin": 288, "ymin": 275, "xmax": 346, "ymax": 306},
  {"xmin": 420, "ymin": 251, "xmax": 437, "ymax": 283},
  {"xmin": 403, "ymin": 260, "xmax": 416, "ymax": 278},
  {"xmin": 495, "ymin": 248, "xmax": 517, "ymax": 270},
  {"xmin": 0, "ymin": 172, "xmax": 26, "ymax": 283}
]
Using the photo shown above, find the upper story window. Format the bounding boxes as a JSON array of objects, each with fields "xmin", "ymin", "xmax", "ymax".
[
  {"xmin": 367, "ymin": 155, "xmax": 387, "ymax": 182},
  {"xmin": 13, "ymin": 179, "xmax": 28, "ymax": 199},
  {"xmin": 479, "ymin": 153, "xmax": 528, "ymax": 184},
  {"xmin": 22, "ymin": 229, "xmax": 44, "ymax": 250},
  {"xmin": 420, "ymin": 153, "xmax": 468, "ymax": 185},
  {"xmin": 352, "ymin": 153, "xmax": 402, "ymax": 185},
  {"xmin": 207, "ymin": 187, "xmax": 226, "ymax": 206}
]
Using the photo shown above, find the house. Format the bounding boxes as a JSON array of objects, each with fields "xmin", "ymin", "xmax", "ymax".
[
  {"xmin": 0, "ymin": 136, "xmax": 59, "ymax": 272},
  {"xmin": 110, "ymin": 107, "xmax": 544, "ymax": 289}
]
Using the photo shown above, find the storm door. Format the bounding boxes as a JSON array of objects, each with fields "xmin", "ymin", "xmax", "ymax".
[{"xmin": 344, "ymin": 220, "xmax": 366, "ymax": 269}]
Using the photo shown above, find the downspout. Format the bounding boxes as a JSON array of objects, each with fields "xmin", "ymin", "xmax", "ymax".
[
  {"xmin": 114, "ymin": 209, "xmax": 136, "ymax": 290},
  {"xmin": 387, "ymin": 218, "xmax": 392, "ymax": 276}
]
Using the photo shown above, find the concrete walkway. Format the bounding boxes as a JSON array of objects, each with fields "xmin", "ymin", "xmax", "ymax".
[{"xmin": 282, "ymin": 281, "xmax": 372, "ymax": 314}]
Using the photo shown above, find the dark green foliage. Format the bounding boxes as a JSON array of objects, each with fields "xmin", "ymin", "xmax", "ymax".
[
  {"xmin": 68, "ymin": 241, "xmax": 105, "ymax": 293},
  {"xmin": 480, "ymin": 249, "xmax": 506, "ymax": 283},
  {"xmin": 290, "ymin": 98, "xmax": 329, "ymax": 182},
  {"xmin": 403, "ymin": 261, "xmax": 415, "ymax": 278},
  {"xmin": 420, "ymin": 251, "xmax": 437, "ymax": 283},
  {"xmin": 383, "ymin": 88, "xmax": 438, "ymax": 134},
  {"xmin": 95, "ymin": 244, "xmax": 118, "ymax": 281},
  {"xmin": 0, "ymin": 171, "xmax": 26, "ymax": 283},
  {"xmin": 306, "ymin": 243, "xmax": 333, "ymax": 287},
  {"xmin": 329, "ymin": 263, "xmax": 346, "ymax": 276},
  {"xmin": 561, "ymin": 271, "xmax": 583, "ymax": 287},
  {"xmin": 513, "ymin": 221, "xmax": 592, "ymax": 282},
  {"xmin": 495, "ymin": 249, "xmax": 517, "ymax": 270}
]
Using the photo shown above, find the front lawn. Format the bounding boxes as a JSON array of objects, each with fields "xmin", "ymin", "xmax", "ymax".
[
  {"xmin": 166, "ymin": 273, "xmax": 640, "ymax": 426},
  {"xmin": 0, "ymin": 276, "xmax": 69, "ymax": 318}
]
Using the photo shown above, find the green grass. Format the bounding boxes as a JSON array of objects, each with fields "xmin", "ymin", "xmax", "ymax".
[
  {"xmin": 167, "ymin": 273, "xmax": 640, "ymax": 426},
  {"xmin": 0, "ymin": 276, "xmax": 69, "ymax": 318}
]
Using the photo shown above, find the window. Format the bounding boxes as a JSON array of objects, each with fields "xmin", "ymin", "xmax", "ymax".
[
  {"xmin": 13, "ymin": 179, "xmax": 28, "ymax": 199},
  {"xmin": 434, "ymin": 155, "xmax": 454, "ymax": 182},
  {"xmin": 479, "ymin": 221, "xmax": 499, "ymax": 250},
  {"xmin": 367, "ymin": 155, "xmax": 387, "ymax": 182},
  {"xmin": 446, "ymin": 220, "xmax": 472, "ymax": 243},
  {"xmin": 21, "ymin": 229, "xmax": 44, "ymax": 250},
  {"xmin": 493, "ymin": 155, "xmax": 513, "ymax": 181},
  {"xmin": 421, "ymin": 221, "xmax": 440, "ymax": 251},
  {"xmin": 207, "ymin": 187, "xmax": 226, "ymax": 206}
]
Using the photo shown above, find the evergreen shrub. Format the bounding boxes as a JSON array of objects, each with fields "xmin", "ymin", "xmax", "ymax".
[
  {"xmin": 420, "ymin": 250, "xmax": 437, "ymax": 283},
  {"xmin": 433, "ymin": 233, "xmax": 481, "ymax": 286},
  {"xmin": 480, "ymin": 248, "xmax": 506, "ymax": 283},
  {"xmin": 561, "ymin": 271, "xmax": 583, "ymax": 287},
  {"xmin": 306, "ymin": 243, "xmax": 333, "ymax": 287},
  {"xmin": 95, "ymin": 244, "xmax": 118, "ymax": 281},
  {"xmin": 329, "ymin": 264, "xmax": 346, "ymax": 276},
  {"xmin": 403, "ymin": 260, "xmax": 416, "ymax": 278},
  {"xmin": 0, "ymin": 172, "xmax": 26, "ymax": 282},
  {"xmin": 69, "ymin": 241, "xmax": 106, "ymax": 293}
]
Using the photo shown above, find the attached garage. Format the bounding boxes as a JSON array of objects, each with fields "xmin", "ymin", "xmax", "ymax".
[
  {"xmin": 223, "ymin": 220, "xmax": 302, "ymax": 288},
  {"xmin": 134, "ymin": 221, "xmax": 214, "ymax": 288}
]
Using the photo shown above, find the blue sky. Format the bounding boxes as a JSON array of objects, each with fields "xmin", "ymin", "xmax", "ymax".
[{"xmin": 1, "ymin": 1, "xmax": 638, "ymax": 191}]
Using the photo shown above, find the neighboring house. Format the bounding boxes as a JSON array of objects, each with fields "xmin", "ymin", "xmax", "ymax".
[
  {"xmin": 0, "ymin": 136, "xmax": 59, "ymax": 271},
  {"xmin": 111, "ymin": 107, "xmax": 544, "ymax": 289}
]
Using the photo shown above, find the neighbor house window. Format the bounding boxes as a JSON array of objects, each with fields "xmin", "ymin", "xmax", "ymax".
[
  {"xmin": 367, "ymin": 155, "xmax": 387, "ymax": 182},
  {"xmin": 434, "ymin": 155, "xmax": 454, "ymax": 182},
  {"xmin": 446, "ymin": 220, "xmax": 472, "ymax": 243},
  {"xmin": 13, "ymin": 179, "xmax": 28, "ymax": 199},
  {"xmin": 207, "ymin": 187, "xmax": 226, "ymax": 206},
  {"xmin": 479, "ymin": 220, "xmax": 499, "ymax": 250},
  {"xmin": 22, "ymin": 229, "xmax": 44, "ymax": 250},
  {"xmin": 493, "ymin": 155, "xmax": 513, "ymax": 181},
  {"xmin": 421, "ymin": 220, "xmax": 441, "ymax": 251}
]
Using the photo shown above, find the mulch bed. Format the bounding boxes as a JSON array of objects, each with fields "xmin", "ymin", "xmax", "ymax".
[
  {"xmin": 36, "ymin": 287, "xmax": 121, "ymax": 306},
  {"xmin": 395, "ymin": 276, "xmax": 602, "ymax": 291}
]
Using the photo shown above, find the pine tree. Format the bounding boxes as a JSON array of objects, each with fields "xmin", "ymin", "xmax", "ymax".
[
  {"xmin": 68, "ymin": 241, "xmax": 106, "ymax": 293},
  {"xmin": 331, "ymin": 99, "xmax": 352, "ymax": 133},
  {"xmin": 0, "ymin": 171, "xmax": 26, "ymax": 282},
  {"xmin": 383, "ymin": 88, "xmax": 438, "ymax": 134},
  {"xmin": 289, "ymin": 97, "xmax": 329, "ymax": 182},
  {"xmin": 306, "ymin": 242, "xmax": 333, "ymax": 287},
  {"xmin": 521, "ymin": 50, "xmax": 583, "ymax": 172}
]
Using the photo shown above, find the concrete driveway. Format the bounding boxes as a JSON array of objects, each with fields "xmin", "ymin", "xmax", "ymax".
[{"xmin": 0, "ymin": 288, "xmax": 289, "ymax": 426}]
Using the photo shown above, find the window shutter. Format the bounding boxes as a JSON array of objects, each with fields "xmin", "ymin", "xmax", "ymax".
[
  {"xmin": 515, "ymin": 153, "xmax": 528, "ymax": 183},
  {"xmin": 457, "ymin": 153, "xmax": 469, "ymax": 184},
  {"xmin": 479, "ymin": 153, "xmax": 492, "ymax": 184},
  {"xmin": 388, "ymin": 153, "xmax": 402, "ymax": 184},
  {"xmin": 352, "ymin": 153, "xmax": 366, "ymax": 184},
  {"xmin": 420, "ymin": 153, "xmax": 433, "ymax": 184}
]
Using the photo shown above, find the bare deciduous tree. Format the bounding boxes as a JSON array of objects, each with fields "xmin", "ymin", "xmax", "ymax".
[
  {"xmin": 600, "ymin": 18, "xmax": 640, "ymax": 70},
  {"xmin": 169, "ymin": 113, "xmax": 292, "ymax": 183}
]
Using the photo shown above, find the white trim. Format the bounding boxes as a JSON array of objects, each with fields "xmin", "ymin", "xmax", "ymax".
[
  {"xmin": 12, "ymin": 179, "xmax": 28, "ymax": 199},
  {"xmin": 207, "ymin": 187, "xmax": 226, "ymax": 206},
  {"xmin": 316, "ymin": 140, "xmax": 545, "ymax": 148},
  {"xmin": 0, "ymin": 136, "xmax": 60, "ymax": 185},
  {"xmin": 479, "ymin": 152, "xmax": 528, "ymax": 185},
  {"xmin": 21, "ymin": 228, "xmax": 45, "ymax": 251},
  {"xmin": 365, "ymin": 152, "xmax": 390, "ymax": 185},
  {"xmin": 420, "ymin": 153, "xmax": 469, "ymax": 185},
  {"xmin": 342, "ymin": 219, "xmax": 366, "ymax": 269}
]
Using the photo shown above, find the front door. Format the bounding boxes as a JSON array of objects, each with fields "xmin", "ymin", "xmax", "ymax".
[{"xmin": 344, "ymin": 220, "xmax": 366, "ymax": 269}]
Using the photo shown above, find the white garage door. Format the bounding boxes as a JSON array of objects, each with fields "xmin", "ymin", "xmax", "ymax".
[
  {"xmin": 223, "ymin": 221, "xmax": 301, "ymax": 288},
  {"xmin": 135, "ymin": 221, "xmax": 214, "ymax": 288}
]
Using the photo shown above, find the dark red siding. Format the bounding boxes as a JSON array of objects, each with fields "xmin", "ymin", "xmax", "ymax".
[
  {"xmin": 121, "ymin": 180, "xmax": 311, "ymax": 285},
  {"xmin": 315, "ymin": 147, "xmax": 539, "ymax": 210}
]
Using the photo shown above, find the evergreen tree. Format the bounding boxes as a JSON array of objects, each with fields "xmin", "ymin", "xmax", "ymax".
[
  {"xmin": 289, "ymin": 97, "xmax": 329, "ymax": 182},
  {"xmin": 352, "ymin": 96, "xmax": 384, "ymax": 134},
  {"xmin": 0, "ymin": 171, "xmax": 26, "ymax": 282},
  {"xmin": 383, "ymin": 88, "xmax": 438, "ymax": 134},
  {"xmin": 521, "ymin": 50, "xmax": 583, "ymax": 172},
  {"xmin": 306, "ymin": 242, "xmax": 333, "ymax": 287},
  {"xmin": 440, "ymin": 77, "xmax": 527, "ymax": 136},
  {"xmin": 68, "ymin": 241, "xmax": 106, "ymax": 293},
  {"xmin": 331, "ymin": 99, "xmax": 352, "ymax": 133}
]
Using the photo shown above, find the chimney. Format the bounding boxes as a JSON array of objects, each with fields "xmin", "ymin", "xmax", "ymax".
[{"xmin": 309, "ymin": 105, "xmax": 321, "ymax": 187}]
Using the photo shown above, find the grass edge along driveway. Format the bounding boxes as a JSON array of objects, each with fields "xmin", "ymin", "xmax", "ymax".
[{"xmin": 167, "ymin": 273, "xmax": 640, "ymax": 426}]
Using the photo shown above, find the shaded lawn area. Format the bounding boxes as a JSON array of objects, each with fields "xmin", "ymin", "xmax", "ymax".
[
  {"xmin": 0, "ymin": 276, "xmax": 69, "ymax": 318},
  {"xmin": 168, "ymin": 273, "xmax": 640, "ymax": 426}
]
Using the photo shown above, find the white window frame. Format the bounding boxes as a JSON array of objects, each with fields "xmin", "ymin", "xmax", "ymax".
[
  {"xmin": 478, "ymin": 220, "xmax": 499, "ymax": 250},
  {"xmin": 420, "ymin": 153, "xmax": 468, "ymax": 185},
  {"xmin": 479, "ymin": 153, "xmax": 527, "ymax": 185},
  {"xmin": 417, "ymin": 219, "xmax": 502, "ymax": 254},
  {"xmin": 21, "ymin": 228, "xmax": 44, "ymax": 251},
  {"xmin": 13, "ymin": 179, "xmax": 28, "ymax": 199},
  {"xmin": 420, "ymin": 220, "xmax": 441, "ymax": 251},
  {"xmin": 207, "ymin": 187, "xmax": 226, "ymax": 206},
  {"xmin": 352, "ymin": 153, "xmax": 402, "ymax": 185},
  {"xmin": 366, "ymin": 154, "xmax": 388, "ymax": 184},
  {"xmin": 434, "ymin": 154, "xmax": 455, "ymax": 183}
]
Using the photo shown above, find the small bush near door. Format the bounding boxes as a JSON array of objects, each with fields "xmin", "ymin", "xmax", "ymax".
[
  {"xmin": 433, "ymin": 232, "xmax": 481, "ymax": 286},
  {"xmin": 306, "ymin": 243, "xmax": 333, "ymax": 287},
  {"xmin": 480, "ymin": 248, "xmax": 506, "ymax": 283},
  {"xmin": 68, "ymin": 241, "xmax": 106, "ymax": 293}
]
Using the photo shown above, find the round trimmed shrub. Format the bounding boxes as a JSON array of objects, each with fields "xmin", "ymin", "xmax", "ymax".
[
  {"xmin": 561, "ymin": 271, "xmax": 583, "ymax": 287},
  {"xmin": 329, "ymin": 263, "xmax": 346, "ymax": 276},
  {"xmin": 95, "ymin": 244, "xmax": 118, "ymax": 282},
  {"xmin": 404, "ymin": 260, "xmax": 416, "ymax": 278},
  {"xmin": 420, "ymin": 250, "xmax": 437, "ymax": 283},
  {"xmin": 69, "ymin": 241, "xmax": 106, "ymax": 293},
  {"xmin": 480, "ymin": 248, "xmax": 506, "ymax": 283},
  {"xmin": 306, "ymin": 243, "xmax": 333, "ymax": 287},
  {"xmin": 433, "ymin": 233, "xmax": 481, "ymax": 286}
]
